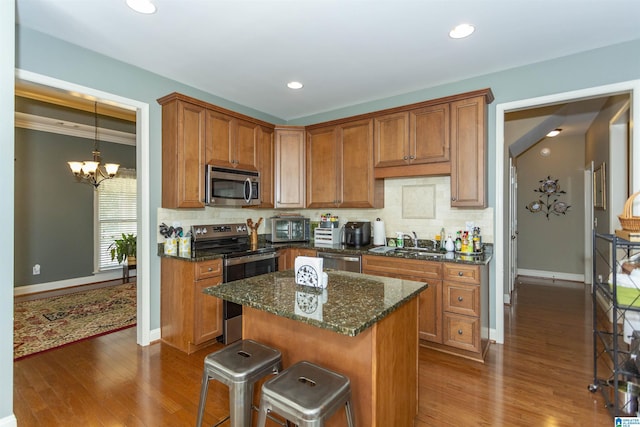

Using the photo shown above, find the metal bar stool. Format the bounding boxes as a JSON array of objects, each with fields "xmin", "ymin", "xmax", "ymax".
[
  {"xmin": 196, "ymin": 339, "xmax": 282, "ymax": 427},
  {"xmin": 256, "ymin": 360, "xmax": 355, "ymax": 427}
]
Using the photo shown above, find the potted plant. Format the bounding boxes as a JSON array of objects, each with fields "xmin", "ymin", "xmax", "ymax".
[{"xmin": 109, "ymin": 233, "xmax": 137, "ymax": 266}]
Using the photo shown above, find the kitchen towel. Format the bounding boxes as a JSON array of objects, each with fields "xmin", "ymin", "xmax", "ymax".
[{"xmin": 373, "ymin": 220, "xmax": 386, "ymax": 246}]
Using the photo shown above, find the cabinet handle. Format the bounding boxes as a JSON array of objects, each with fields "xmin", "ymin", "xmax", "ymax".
[
  {"xmin": 451, "ymin": 197, "xmax": 457, "ymax": 201},
  {"xmin": 458, "ymin": 329, "xmax": 463, "ymax": 335},
  {"xmin": 208, "ymin": 267, "xmax": 213, "ymax": 272},
  {"xmin": 458, "ymin": 296, "xmax": 463, "ymax": 302},
  {"xmin": 458, "ymin": 271, "xmax": 464, "ymax": 276},
  {"xmin": 409, "ymin": 155, "xmax": 415, "ymax": 159},
  {"xmin": 403, "ymin": 156, "xmax": 409, "ymax": 160}
]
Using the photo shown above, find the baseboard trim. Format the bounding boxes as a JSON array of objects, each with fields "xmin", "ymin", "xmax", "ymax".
[
  {"xmin": 14, "ymin": 271, "xmax": 137, "ymax": 296},
  {"xmin": 517, "ymin": 268, "xmax": 584, "ymax": 283},
  {"xmin": 0, "ymin": 414, "xmax": 17, "ymax": 427},
  {"xmin": 149, "ymin": 328, "xmax": 161, "ymax": 343}
]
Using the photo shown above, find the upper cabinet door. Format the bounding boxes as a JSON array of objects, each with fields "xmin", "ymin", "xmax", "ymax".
[
  {"xmin": 274, "ymin": 127, "xmax": 305, "ymax": 209},
  {"xmin": 450, "ymin": 96, "xmax": 486, "ymax": 208},
  {"xmin": 205, "ymin": 109, "xmax": 234, "ymax": 168},
  {"xmin": 340, "ymin": 119, "xmax": 382, "ymax": 208},
  {"xmin": 410, "ymin": 103, "xmax": 450, "ymax": 164},
  {"xmin": 161, "ymin": 99, "xmax": 206, "ymax": 209},
  {"xmin": 373, "ymin": 112, "xmax": 410, "ymax": 168},
  {"xmin": 235, "ymin": 118, "xmax": 258, "ymax": 171},
  {"xmin": 256, "ymin": 126, "xmax": 275, "ymax": 208},
  {"xmin": 306, "ymin": 126, "xmax": 339, "ymax": 208}
]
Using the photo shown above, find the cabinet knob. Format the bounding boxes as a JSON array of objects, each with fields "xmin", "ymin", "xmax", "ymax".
[
  {"xmin": 409, "ymin": 155, "xmax": 415, "ymax": 159},
  {"xmin": 458, "ymin": 271, "xmax": 464, "ymax": 276},
  {"xmin": 457, "ymin": 296, "xmax": 463, "ymax": 302},
  {"xmin": 208, "ymin": 267, "xmax": 213, "ymax": 272},
  {"xmin": 451, "ymin": 197, "xmax": 457, "ymax": 201},
  {"xmin": 458, "ymin": 329, "xmax": 463, "ymax": 335},
  {"xmin": 403, "ymin": 156, "xmax": 409, "ymax": 160}
]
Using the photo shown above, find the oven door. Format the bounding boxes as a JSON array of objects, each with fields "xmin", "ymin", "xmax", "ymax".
[{"xmin": 222, "ymin": 252, "xmax": 277, "ymax": 344}]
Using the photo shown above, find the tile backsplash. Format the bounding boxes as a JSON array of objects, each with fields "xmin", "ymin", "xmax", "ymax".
[{"xmin": 158, "ymin": 176, "xmax": 494, "ymax": 244}]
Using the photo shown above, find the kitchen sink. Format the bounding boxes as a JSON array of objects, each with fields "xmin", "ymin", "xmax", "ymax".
[{"xmin": 393, "ymin": 248, "xmax": 444, "ymax": 259}]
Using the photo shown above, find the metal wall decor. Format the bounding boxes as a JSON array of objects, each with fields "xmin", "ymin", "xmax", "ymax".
[{"xmin": 525, "ymin": 176, "xmax": 570, "ymax": 219}]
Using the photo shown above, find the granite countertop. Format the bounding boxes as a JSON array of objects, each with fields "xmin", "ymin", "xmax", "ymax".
[
  {"xmin": 158, "ymin": 240, "xmax": 493, "ymax": 265},
  {"xmin": 203, "ymin": 269, "xmax": 428, "ymax": 337}
]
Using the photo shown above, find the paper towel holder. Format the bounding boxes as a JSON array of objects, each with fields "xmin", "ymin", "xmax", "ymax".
[{"xmin": 373, "ymin": 218, "xmax": 387, "ymax": 246}]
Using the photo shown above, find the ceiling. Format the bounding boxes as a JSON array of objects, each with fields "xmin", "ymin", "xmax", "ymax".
[{"xmin": 15, "ymin": 0, "xmax": 640, "ymax": 122}]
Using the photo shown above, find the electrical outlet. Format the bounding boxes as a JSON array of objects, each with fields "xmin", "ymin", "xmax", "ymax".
[{"xmin": 33, "ymin": 264, "xmax": 40, "ymax": 275}]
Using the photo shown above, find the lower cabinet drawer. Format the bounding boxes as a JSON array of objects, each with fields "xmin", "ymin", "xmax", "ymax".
[
  {"xmin": 444, "ymin": 281, "xmax": 479, "ymax": 317},
  {"xmin": 443, "ymin": 313, "xmax": 480, "ymax": 353}
]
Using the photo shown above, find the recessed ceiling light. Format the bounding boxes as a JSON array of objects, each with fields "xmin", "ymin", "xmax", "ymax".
[
  {"xmin": 449, "ymin": 23, "xmax": 475, "ymax": 39},
  {"xmin": 546, "ymin": 128, "xmax": 562, "ymax": 137},
  {"xmin": 126, "ymin": 0, "xmax": 156, "ymax": 14},
  {"xmin": 287, "ymin": 81, "xmax": 304, "ymax": 90},
  {"xmin": 540, "ymin": 147, "xmax": 551, "ymax": 157}
]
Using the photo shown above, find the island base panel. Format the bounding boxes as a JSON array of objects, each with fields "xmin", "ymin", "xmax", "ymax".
[{"xmin": 243, "ymin": 299, "xmax": 418, "ymax": 427}]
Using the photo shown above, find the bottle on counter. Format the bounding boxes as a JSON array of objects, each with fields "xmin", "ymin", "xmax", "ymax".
[
  {"xmin": 444, "ymin": 235, "xmax": 455, "ymax": 252},
  {"xmin": 396, "ymin": 232, "xmax": 404, "ymax": 248},
  {"xmin": 455, "ymin": 231, "xmax": 462, "ymax": 252}
]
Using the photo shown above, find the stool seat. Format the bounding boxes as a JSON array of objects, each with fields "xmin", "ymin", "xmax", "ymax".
[
  {"xmin": 196, "ymin": 339, "xmax": 282, "ymax": 427},
  {"xmin": 257, "ymin": 360, "xmax": 355, "ymax": 427}
]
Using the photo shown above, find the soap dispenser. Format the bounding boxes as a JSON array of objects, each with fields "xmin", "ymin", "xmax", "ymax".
[
  {"xmin": 444, "ymin": 235, "xmax": 455, "ymax": 252},
  {"xmin": 396, "ymin": 232, "xmax": 404, "ymax": 248}
]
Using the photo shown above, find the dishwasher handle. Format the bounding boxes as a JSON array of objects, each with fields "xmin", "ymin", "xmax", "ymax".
[{"xmin": 318, "ymin": 252, "xmax": 361, "ymax": 263}]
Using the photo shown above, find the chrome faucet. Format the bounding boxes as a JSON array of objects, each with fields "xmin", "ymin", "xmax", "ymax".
[{"xmin": 410, "ymin": 232, "xmax": 419, "ymax": 249}]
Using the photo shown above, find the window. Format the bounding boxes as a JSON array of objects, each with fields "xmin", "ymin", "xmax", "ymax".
[{"xmin": 96, "ymin": 168, "xmax": 137, "ymax": 271}]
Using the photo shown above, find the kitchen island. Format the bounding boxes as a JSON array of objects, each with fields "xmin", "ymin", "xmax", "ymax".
[{"xmin": 203, "ymin": 269, "xmax": 428, "ymax": 427}]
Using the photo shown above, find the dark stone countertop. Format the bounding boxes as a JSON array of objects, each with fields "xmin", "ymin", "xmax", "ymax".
[
  {"xmin": 158, "ymin": 240, "xmax": 493, "ymax": 265},
  {"xmin": 203, "ymin": 269, "xmax": 427, "ymax": 337}
]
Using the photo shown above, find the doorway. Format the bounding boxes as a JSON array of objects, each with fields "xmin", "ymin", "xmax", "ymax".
[
  {"xmin": 494, "ymin": 79, "xmax": 640, "ymax": 344},
  {"xmin": 16, "ymin": 69, "xmax": 152, "ymax": 346}
]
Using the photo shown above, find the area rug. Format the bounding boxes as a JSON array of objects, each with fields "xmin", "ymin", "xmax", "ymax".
[{"xmin": 14, "ymin": 283, "xmax": 136, "ymax": 360}]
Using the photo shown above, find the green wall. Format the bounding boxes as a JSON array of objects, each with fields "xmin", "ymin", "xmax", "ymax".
[{"xmin": 14, "ymin": 127, "xmax": 135, "ymax": 286}]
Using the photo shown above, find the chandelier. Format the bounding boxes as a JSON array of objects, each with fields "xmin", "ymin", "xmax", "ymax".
[{"xmin": 67, "ymin": 101, "xmax": 120, "ymax": 188}]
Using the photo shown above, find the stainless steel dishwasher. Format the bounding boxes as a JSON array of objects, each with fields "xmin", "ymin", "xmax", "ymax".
[{"xmin": 317, "ymin": 251, "xmax": 362, "ymax": 273}]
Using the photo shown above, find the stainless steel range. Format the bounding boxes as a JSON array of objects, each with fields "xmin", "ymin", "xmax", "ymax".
[{"xmin": 191, "ymin": 223, "xmax": 277, "ymax": 344}]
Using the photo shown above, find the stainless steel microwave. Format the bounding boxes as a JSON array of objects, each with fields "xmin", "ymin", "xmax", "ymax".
[
  {"xmin": 204, "ymin": 165, "xmax": 260, "ymax": 207},
  {"xmin": 267, "ymin": 216, "xmax": 310, "ymax": 243}
]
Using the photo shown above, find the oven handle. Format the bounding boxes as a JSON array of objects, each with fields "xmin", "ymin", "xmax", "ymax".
[{"xmin": 224, "ymin": 251, "xmax": 276, "ymax": 266}]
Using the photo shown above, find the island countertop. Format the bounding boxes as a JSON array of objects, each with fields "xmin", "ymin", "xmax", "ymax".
[{"xmin": 203, "ymin": 269, "xmax": 428, "ymax": 337}]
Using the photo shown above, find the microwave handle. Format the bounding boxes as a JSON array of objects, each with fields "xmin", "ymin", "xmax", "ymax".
[{"xmin": 244, "ymin": 178, "xmax": 252, "ymax": 204}]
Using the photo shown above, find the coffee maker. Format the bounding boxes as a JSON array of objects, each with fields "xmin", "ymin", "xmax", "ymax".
[{"xmin": 344, "ymin": 221, "xmax": 371, "ymax": 247}]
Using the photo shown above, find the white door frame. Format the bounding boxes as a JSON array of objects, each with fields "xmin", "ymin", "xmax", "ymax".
[
  {"xmin": 495, "ymin": 79, "xmax": 640, "ymax": 345},
  {"xmin": 584, "ymin": 164, "xmax": 594, "ymax": 287},
  {"xmin": 16, "ymin": 69, "xmax": 152, "ymax": 346},
  {"xmin": 506, "ymin": 158, "xmax": 517, "ymax": 304}
]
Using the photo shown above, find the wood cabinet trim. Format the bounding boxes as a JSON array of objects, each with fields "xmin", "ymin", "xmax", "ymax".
[
  {"xmin": 158, "ymin": 92, "xmax": 275, "ymax": 129},
  {"xmin": 304, "ymin": 88, "xmax": 494, "ymax": 130}
]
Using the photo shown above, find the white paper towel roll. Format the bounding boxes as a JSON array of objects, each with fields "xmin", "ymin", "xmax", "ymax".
[{"xmin": 373, "ymin": 220, "xmax": 386, "ymax": 246}]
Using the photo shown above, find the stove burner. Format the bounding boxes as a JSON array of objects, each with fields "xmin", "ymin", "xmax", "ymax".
[{"xmin": 190, "ymin": 222, "xmax": 275, "ymax": 259}]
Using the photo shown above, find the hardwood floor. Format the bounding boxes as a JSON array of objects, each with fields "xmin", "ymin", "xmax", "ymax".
[{"xmin": 13, "ymin": 277, "xmax": 613, "ymax": 426}]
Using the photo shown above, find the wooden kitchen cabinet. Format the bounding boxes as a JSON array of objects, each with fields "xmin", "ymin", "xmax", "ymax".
[
  {"xmin": 277, "ymin": 248, "xmax": 317, "ymax": 271},
  {"xmin": 362, "ymin": 255, "xmax": 442, "ymax": 343},
  {"xmin": 256, "ymin": 125, "xmax": 275, "ymax": 207},
  {"xmin": 274, "ymin": 126, "xmax": 305, "ymax": 208},
  {"xmin": 158, "ymin": 96, "xmax": 207, "ymax": 209},
  {"xmin": 161, "ymin": 257, "xmax": 223, "ymax": 354},
  {"xmin": 440, "ymin": 263, "xmax": 490, "ymax": 360},
  {"xmin": 450, "ymin": 95, "xmax": 488, "ymax": 208},
  {"xmin": 206, "ymin": 110, "xmax": 258, "ymax": 171},
  {"xmin": 306, "ymin": 119, "xmax": 383, "ymax": 208},
  {"xmin": 374, "ymin": 103, "xmax": 449, "ymax": 169},
  {"xmin": 363, "ymin": 254, "xmax": 490, "ymax": 362}
]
